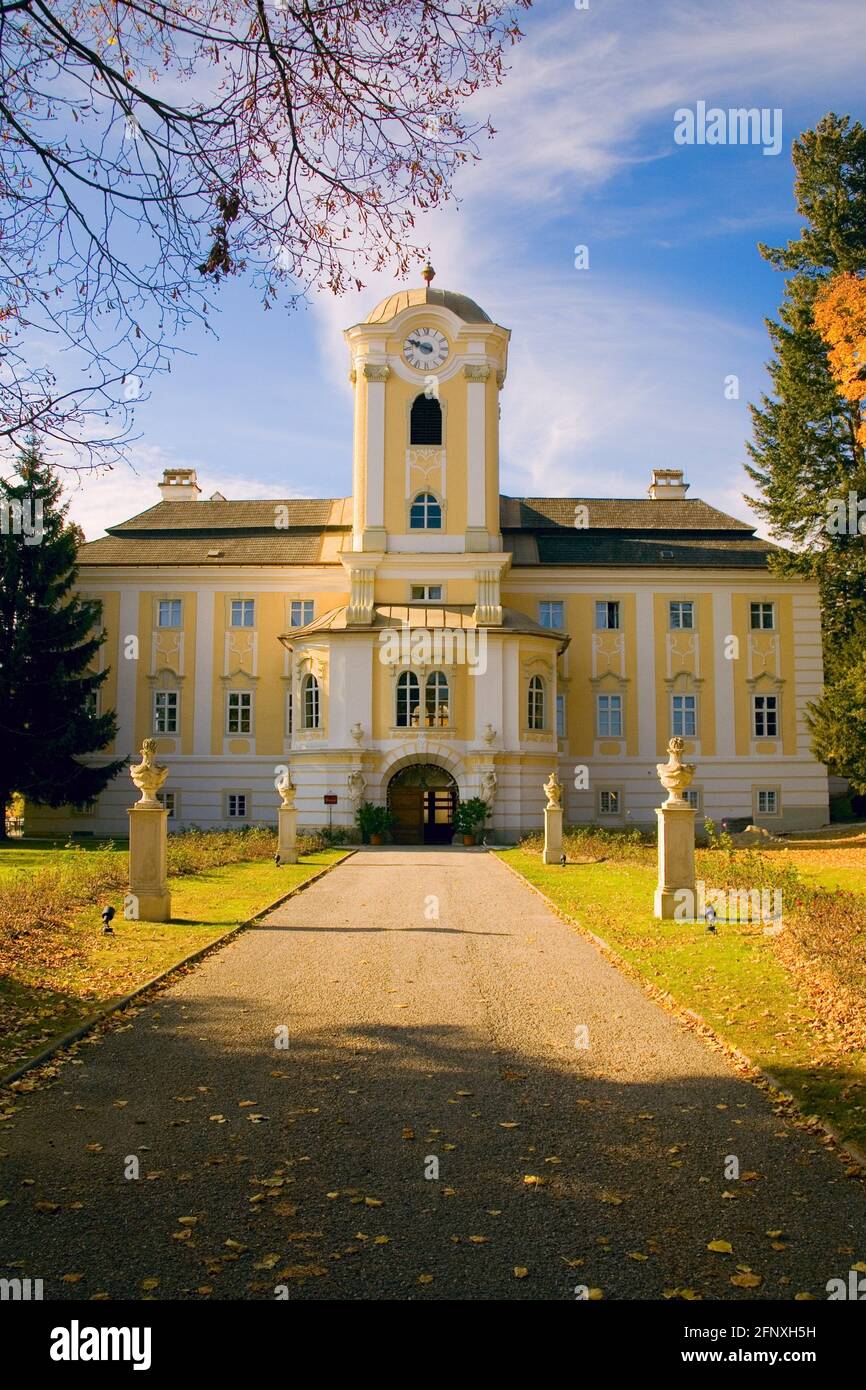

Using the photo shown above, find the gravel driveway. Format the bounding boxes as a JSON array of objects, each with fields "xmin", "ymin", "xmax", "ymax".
[{"xmin": 1, "ymin": 847, "xmax": 864, "ymax": 1300}]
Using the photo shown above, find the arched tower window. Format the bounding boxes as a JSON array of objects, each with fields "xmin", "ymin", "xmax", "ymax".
[
  {"xmin": 410, "ymin": 493, "xmax": 442, "ymax": 529},
  {"xmin": 410, "ymin": 393, "xmax": 442, "ymax": 446},
  {"xmin": 396, "ymin": 671, "xmax": 420, "ymax": 727},
  {"xmin": 301, "ymin": 674, "xmax": 320, "ymax": 729},
  {"xmin": 425, "ymin": 671, "xmax": 450, "ymax": 727},
  {"xmin": 528, "ymin": 675, "xmax": 546, "ymax": 730}
]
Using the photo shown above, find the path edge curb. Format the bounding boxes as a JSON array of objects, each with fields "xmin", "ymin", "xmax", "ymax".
[
  {"xmin": 1, "ymin": 849, "xmax": 356, "ymax": 1090},
  {"xmin": 493, "ymin": 851, "xmax": 866, "ymax": 1174}
]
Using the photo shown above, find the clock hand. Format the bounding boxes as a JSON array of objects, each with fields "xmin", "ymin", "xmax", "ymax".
[{"xmin": 407, "ymin": 338, "xmax": 433, "ymax": 353}]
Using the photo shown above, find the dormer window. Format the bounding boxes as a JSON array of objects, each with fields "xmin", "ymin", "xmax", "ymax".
[
  {"xmin": 410, "ymin": 493, "xmax": 442, "ymax": 529},
  {"xmin": 410, "ymin": 394, "xmax": 442, "ymax": 446}
]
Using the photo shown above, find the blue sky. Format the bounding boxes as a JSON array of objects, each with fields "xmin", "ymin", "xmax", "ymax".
[{"xmin": 64, "ymin": 0, "xmax": 866, "ymax": 539}]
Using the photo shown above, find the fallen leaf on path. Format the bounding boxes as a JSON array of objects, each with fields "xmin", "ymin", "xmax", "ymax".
[{"xmin": 707, "ymin": 1240, "xmax": 733, "ymax": 1254}]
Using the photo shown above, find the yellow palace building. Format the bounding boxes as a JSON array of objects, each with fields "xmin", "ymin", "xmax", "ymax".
[{"xmin": 29, "ymin": 275, "xmax": 828, "ymax": 841}]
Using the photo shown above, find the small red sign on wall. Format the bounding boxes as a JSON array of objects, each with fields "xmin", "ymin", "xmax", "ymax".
[{"xmin": 323, "ymin": 794, "xmax": 338, "ymax": 805}]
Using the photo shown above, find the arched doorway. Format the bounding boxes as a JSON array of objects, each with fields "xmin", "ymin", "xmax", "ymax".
[{"xmin": 388, "ymin": 764, "xmax": 457, "ymax": 845}]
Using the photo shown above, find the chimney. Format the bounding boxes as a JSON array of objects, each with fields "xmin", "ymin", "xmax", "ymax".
[
  {"xmin": 159, "ymin": 468, "xmax": 202, "ymax": 502},
  {"xmin": 648, "ymin": 469, "xmax": 689, "ymax": 500}
]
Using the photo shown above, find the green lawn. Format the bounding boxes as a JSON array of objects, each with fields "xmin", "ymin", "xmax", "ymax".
[
  {"xmin": 0, "ymin": 850, "xmax": 346, "ymax": 1077},
  {"xmin": 0, "ymin": 838, "xmax": 128, "ymax": 879},
  {"xmin": 497, "ymin": 848, "xmax": 866, "ymax": 1154}
]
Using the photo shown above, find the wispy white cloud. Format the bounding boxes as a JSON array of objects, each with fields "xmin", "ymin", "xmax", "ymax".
[{"xmin": 62, "ymin": 443, "xmax": 291, "ymax": 541}]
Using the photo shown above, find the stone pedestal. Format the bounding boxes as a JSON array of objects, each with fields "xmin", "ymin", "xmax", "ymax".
[
  {"xmin": 543, "ymin": 804, "xmax": 563, "ymax": 864},
  {"xmin": 278, "ymin": 804, "xmax": 299, "ymax": 864},
  {"xmin": 654, "ymin": 802, "xmax": 696, "ymax": 919},
  {"xmin": 127, "ymin": 802, "xmax": 171, "ymax": 922}
]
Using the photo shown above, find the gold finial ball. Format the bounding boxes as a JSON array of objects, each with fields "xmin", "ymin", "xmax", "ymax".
[{"xmin": 421, "ymin": 261, "xmax": 435, "ymax": 286}]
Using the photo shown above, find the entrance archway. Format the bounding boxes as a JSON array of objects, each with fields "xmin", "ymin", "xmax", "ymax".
[{"xmin": 387, "ymin": 763, "xmax": 457, "ymax": 845}]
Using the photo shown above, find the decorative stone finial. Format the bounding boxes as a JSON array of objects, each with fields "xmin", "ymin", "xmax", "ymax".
[
  {"xmin": 544, "ymin": 770, "xmax": 562, "ymax": 809},
  {"xmin": 421, "ymin": 260, "xmax": 435, "ymax": 286},
  {"xmin": 656, "ymin": 736, "xmax": 696, "ymax": 805},
  {"xmin": 129, "ymin": 738, "xmax": 169, "ymax": 806},
  {"xmin": 277, "ymin": 770, "xmax": 296, "ymax": 808}
]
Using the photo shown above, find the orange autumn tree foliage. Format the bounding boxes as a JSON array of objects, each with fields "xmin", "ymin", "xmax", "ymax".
[{"xmin": 813, "ymin": 272, "xmax": 866, "ymax": 448}]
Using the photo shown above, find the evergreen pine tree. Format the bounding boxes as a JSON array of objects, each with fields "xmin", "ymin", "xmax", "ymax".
[
  {"xmin": 0, "ymin": 439, "xmax": 125, "ymax": 837},
  {"xmin": 745, "ymin": 112, "xmax": 866, "ymax": 655},
  {"xmin": 745, "ymin": 114, "xmax": 866, "ymax": 792}
]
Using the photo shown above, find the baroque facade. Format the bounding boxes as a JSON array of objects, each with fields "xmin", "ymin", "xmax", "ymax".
[{"xmin": 28, "ymin": 277, "xmax": 828, "ymax": 840}]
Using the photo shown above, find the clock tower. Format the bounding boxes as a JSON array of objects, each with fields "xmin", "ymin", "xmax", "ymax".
[{"xmin": 343, "ymin": 266, "xmax": 510, "ymax": 555}]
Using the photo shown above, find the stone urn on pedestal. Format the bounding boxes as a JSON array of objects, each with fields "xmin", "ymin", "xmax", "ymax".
[
  {"xmin": 654, "ymin": 736, "xmax": 697, "ymax": 920},
  {"xmin": 542, "ymin": 769, "xmax": 564, "ymax": 865},
  {"xmin": 127, "ymin": 739, "xmax": 171, "ymax": 922},
  {"xmin": 277, "ymin": 772, "xmax": 299, "ymax": 865}
]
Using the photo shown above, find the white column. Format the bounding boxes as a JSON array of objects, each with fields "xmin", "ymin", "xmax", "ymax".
[
  {"xmin": 465, "ymin": 365, "xmax": 488, "ymax": 549},
  {"xmin": 713, "ymin": 591, "xmax": 736, "ymax": 756},
  {"xmin": 193, "ymin": 589, "xmax": 215, "ymax": 756},
  {"xmin": 363, "ymin": 363, "xmax": 388, "ymax": 548},
  {"xmin": 115, "ymin": 587, "xmax": 139, "ymax": 757},
  {"xmin": 635, "ymin": 588, "xmax": 656, "ymax": 758}
]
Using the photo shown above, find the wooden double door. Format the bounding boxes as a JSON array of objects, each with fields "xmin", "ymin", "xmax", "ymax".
[{"xmin": 390, "ymin": 786, "xmax": 456, "ymax": 844}]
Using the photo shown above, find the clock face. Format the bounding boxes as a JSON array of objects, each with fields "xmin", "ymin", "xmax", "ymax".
[{"xmin": 402, "ymin": 326, "xmax": 449, "ymax": 371}]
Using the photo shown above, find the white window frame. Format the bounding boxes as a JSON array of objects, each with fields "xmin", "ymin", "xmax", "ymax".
[
  {"xmin": 669, "ymin": 600, "xmax": 694, "ymax": 630},
  {"xmin": 157, "ymin": 598, "xmax": 182, "ymax": 629},
  {"xmin": 301, "ymin": 674, "xmax": 320, "ymax": 730},
  {"xmin": 153, "ymin": 690, "xmax": 178, "ymax": 735},
  {"xmin": 750, "ymin": 602, "xmax": 775, "ymax": 631},
  {"xmin": 594, "ymin": 600, "xmax": 620, "ymax": 630},
  {"xmin": 224, "ymin": 792, "xmax": 249, "ymax": 820},
  {"xmin": 752, "ymin": 693, "xmax": 779, "ymax": 738},
  {"xmin": 226, "ymin": 690, "xmax": 253, "ymax": 735},
  {"xmin": 539, "ymin": 600, "xmax": 565, "ymax": 630},
  {"xmin": 425, "ymin": 670, "xmax": 450, "ymax": 727},
  {"xmin": 596, "ymin": 693, "xmax": 623, "ymax": 738},
  {"xmin": 409, "ymin": 492, "xmax": 443, "ymax": 530},
  {"xmin": 410, "ymin": 584, "xmax": 444, "ymax": 602},
  {"xmin": 755, "ymin": 787, "xmax": 781, "ymax": 818},
  {"xmin": 684, "ymin": 787, "xmax": 702, "ymax": 813},
  {"xmin": 291, "ymin": 599, "xmax": 315, "ymax": 627},
  {"xmin": 671, "ymin": 693, "xmax": 697, "ymax": 738},
  {"xmin": 158, "ymin": 791, "xmax": 178, "ymax": 820},
  {"xmin": 527, "ymin": 675, "xmax": 546, "ymax": 731},
  {"xmin": 230, "ymin": 599, "xmax": 255, "ymax": 628},
  {"xmin": 598, "ymin": 788, "xmax": 622, "ymax": 817}
]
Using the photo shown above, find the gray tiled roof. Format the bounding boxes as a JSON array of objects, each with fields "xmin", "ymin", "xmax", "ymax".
[
  {"xmin": 281, "ymin": 603, "xmax": 567, "ymax": 642},
  {"xmin": 79, "ymin": 533, "xmax": 330, "ymax": 566},
  {"xmin": 510, "ymin": 534, "xmax": 772, "ymax": 568},
  {"xmin": 78, "ymin": 491, "xmax": 772, "ymax": 570},
  {"xmin": 499, "ymin": 496, "xmax": 755, "ymax": 532},
  {"xmin": 111, "ymin": 498, "xmax": 351, "ymax": 532}
]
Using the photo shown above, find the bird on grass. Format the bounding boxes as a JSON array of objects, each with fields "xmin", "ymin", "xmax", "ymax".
[
  {"xmin": 274, "ymin": 852, "xmax": 281, "ymax": 867},
  {"xmin": 559, "ymin": 853, "xmax": 567, "ymax": 868},
  {"xmin": 101, "ymin": 904, "xmax": 115, "ymax": 935}
]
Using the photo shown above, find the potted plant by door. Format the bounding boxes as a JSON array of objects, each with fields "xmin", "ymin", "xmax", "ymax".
[
  {"xmin": 454, "ymin": 796, "xmax": 488, "ymax": 846},
  {"xmin": 355, "ymin": 802, "xmax": 394, "ymax": 845}
]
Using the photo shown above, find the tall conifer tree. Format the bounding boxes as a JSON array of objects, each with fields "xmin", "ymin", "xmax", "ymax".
[
  {"xmin": 0, "ymin": 440, "xmax": 125, "ymax": 836},
  {"xmin": 745, "ymin": 114, "xmax": 866, "ymax": 792}
]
